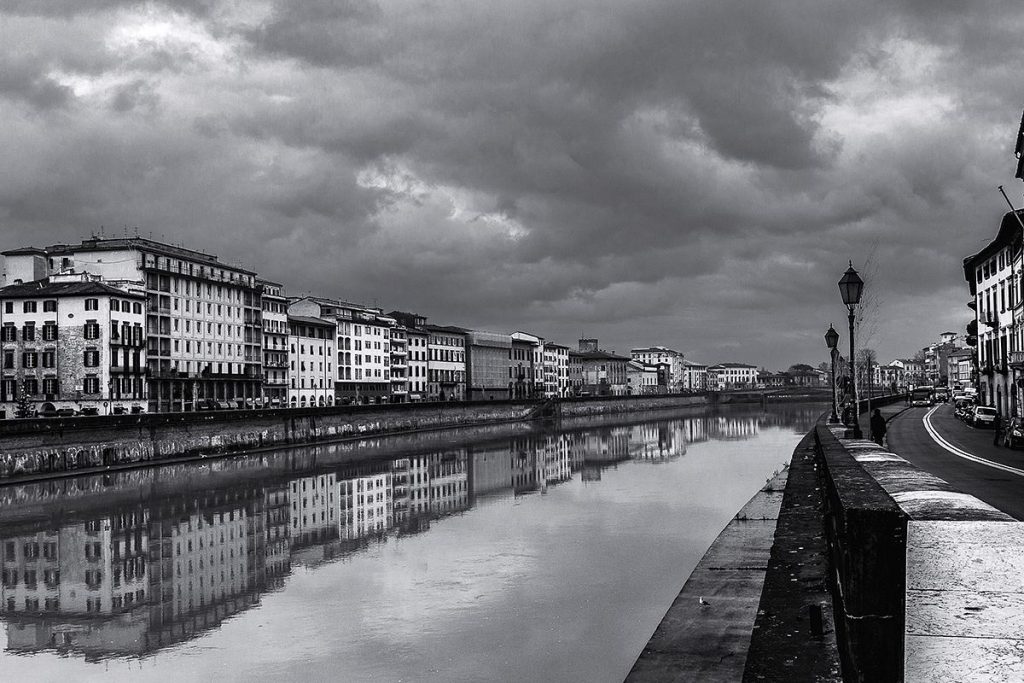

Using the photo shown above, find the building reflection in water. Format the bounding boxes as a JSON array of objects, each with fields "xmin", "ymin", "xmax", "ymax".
[{"xmin": 0, "ymin": 403, "xmax": 823, "ymax": 661}]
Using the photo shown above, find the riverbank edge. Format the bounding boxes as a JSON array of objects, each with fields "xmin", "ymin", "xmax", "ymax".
[
  {"xmin": 628, "ymin": 425, "xmax": 843, "ymax": 682},
  {"xmin": 626, "ymin": 453, "xmax": 799, "ymax": 680},
  {"xmin": 0, "ymin": 394, "xmax": 710, "ymax": 484}
]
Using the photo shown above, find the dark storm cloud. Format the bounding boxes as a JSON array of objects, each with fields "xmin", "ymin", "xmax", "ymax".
[
  {"xmin": 2, "ymin": 0, "xmax": 1024, "ymax": 368},
  {"xmin": 0, "ymin": 60, "xmax": 74, "ymax": 109}
]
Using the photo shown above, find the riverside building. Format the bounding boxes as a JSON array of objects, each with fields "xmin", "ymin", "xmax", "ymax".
[
  {"xmin": 707, "ymin": 362, "xmax": 759, "ymax": 390},
  {"xmin": 288, "ymin": 297, "xmax": 391, "ymax": 404},
  {"xmin": 543, "ymin": 343, "xmax": 570, "ymax": 397},
  {"xmin": 388, "ymin": 321, "xmax": 409, "ymax": 403},
  {"xmin": 286, "ymin": 315, "xmax": 335, "ymax": 408},
  {"xmin": 259, "ymin": 280, "xmax": 289, "ymax": 408},
  {"xmin": 3, "ymin": 238, "xmax": 263, "ymax": 412},
  {"xmin": 630, "ymin": 346, "xmax": 685, "ymax": 391},
  {"xmin": 389, "ymin": 311, "xmax": 430, "ymax": 401},
  {"xmin": 465, "ymin": 330, "xmax": 514, "ymax": 400},
  {"xmin": 681, "ymin": 359, "xmax": 708, "ymax": 391},
  {"xmin": 426, "ymin": 325, "xmax": 467, "ymax": 401},
  {"xmin": 964, "ymin": 210, "xmax": 1023, "ymax": 416},
  {"xmin": 0, "ymin": 273, "xmax": 147, "ymax": 418},
  {"xmin": 511, "ymin": 331, "xmax": 544, "ymax": 398}
]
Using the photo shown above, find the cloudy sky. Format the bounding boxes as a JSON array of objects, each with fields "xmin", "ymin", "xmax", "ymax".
[{"xmin": 2, "ymin": 0, "xmax": 1022, "ymax": 369}]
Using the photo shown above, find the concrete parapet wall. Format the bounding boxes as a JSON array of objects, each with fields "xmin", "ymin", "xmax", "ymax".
[
  {"xmin": 0, "ymin": 393, "xmax": 707, "ymax": 481},
  {"xmin": 814, "ymin": 422, "xmax": 1018, "ymax": 682},
  {"xmin": 814, "ymin": 425, "xmax": 907, "ymax": 682}
]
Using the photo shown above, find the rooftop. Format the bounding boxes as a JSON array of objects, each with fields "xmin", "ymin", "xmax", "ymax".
[
  {"xmin": 0, "ymin": 278, "xmax": 143, "ymax": 299},
  {"xmin": 287, "ymin": 315, "xmax": 335, "ymax": 328}
]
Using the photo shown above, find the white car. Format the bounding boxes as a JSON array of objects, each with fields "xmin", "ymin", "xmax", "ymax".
[{"xmin": 972, "ymin": 406, "xmax": 998, "ymax": 428}]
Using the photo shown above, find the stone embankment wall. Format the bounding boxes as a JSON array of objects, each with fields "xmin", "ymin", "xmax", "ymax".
[
  {"xmin": 813, "ymin": 416, "xmax": 1018, "ymax": 682},
  {"xmin": 0, "ymin": 393, "xmax": 707, "ymax": 481}
]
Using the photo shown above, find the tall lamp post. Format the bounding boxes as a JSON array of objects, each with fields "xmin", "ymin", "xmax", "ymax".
[
  {"xmin": 839, "ymin": 262, "xmax": 865, "ymax": 438},
  {"xmin": 825, "ymin": 324, "xmax": 840, "ymax": 423}
]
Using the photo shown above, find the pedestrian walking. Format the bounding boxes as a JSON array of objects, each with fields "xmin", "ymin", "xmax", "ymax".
[
  {"xmin": 870, "ymin": 408, "xmax": 886, "ymax": 446},
  {"xmin": 994, "ymin": 411, "xmax": 1004, "ymax": 446}
]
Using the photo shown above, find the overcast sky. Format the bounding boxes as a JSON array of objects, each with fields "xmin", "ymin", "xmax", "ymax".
[{"xmin": 2, "ymin": 1, "xmax": 1023, "ymax": 369}]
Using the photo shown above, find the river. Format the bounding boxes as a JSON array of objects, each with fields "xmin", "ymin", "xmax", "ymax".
[{"xmin": 0, "ymin": 401, "xmax": 824, "ymax": 682}]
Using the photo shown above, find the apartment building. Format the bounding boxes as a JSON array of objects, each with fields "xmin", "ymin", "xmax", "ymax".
[
  {"xmin": 964, "ymin": 209, "xmax": 1023, "ymax": 414},
  {"xmin": 426, "ymin": 325, "xmax": 467, "ymax": 401},
  {"xmin": 575, "ymin": 349, "xmax": 629, "ymax": 395},
  {"xmin": 3, "ymin": 238, "xmax": 263, "ymax": 412},
  {"xmin": 0, "ymin": 273, "xmax": 147, "ymax": 417},
  {"xmin": 543, "ymin": 343, "xmax": 570, "ymax": 397},
  {"xmin": 388, "ymin": 320, "xmax": 409, "ymax": 403},
  {"xmin": 631, "ymin": 346, "xmax": 684, "ymax": 391},
  {"xmin": 286, "ymin": 315, "xmax": 335, "ymax": 408},
  {"xmin": 707, "ymin": 363, "xmax": 759, "ymax": 390},
  {"xmin": 510, "ymin": 331, "xmax": 544, "ymax": 398},
  {"xmin": 259, "ymin": 280, "xmax": 289, "ymax": 407},
  {"xmin": 389, "ymin": 312, "xmax": 429, "ymax": 401},
  {"xmin": 626, "ymin": 360, "xmax": 661, "ymax": 394},
  {"xmin": 681, "ymin": 359, "xmax": 708, "ymax": 391},
  {"xmin": 289, "ymin": 297, "xmax": 391, "ymax": 404}
]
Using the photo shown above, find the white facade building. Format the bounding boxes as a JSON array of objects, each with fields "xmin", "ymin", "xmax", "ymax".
[
  {"xmin": 286, "ymin": 315, "xmax": 335, "ymax": 408},
  {"xmin": 631, "ymin": 346, "xmax": 685, "ymax": 391},
  {"xmin": 0, "ymin": 273, "xmax": 147, "ymax": 417},
  {"xmin": 3, "ymin": 238, "xmax": 264, "ymax": 412},
  {"xmin": 707, "ymin": 363, "xmax": 758, "ymax": 390},
  {"xmin": 681, "ymin": 359, "xmax": 708, "ymax": 391},
  {"xmin": 426, "ymin": 325, "xmax": 467, "ymax": 401},
  {"xmin": 259, "ymin": 280, "xmax": 289, "ymax": 407},
  {"xmin": 626, "ymin": 360, "xmax": 660, "ymax": 395}
]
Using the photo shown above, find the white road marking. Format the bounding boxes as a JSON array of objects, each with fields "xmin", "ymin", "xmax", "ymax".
[{"xmin": 922, "ymin": 405, "xmax": 1024, "ymax": 477}]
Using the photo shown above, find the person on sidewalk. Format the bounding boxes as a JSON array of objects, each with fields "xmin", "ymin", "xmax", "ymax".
[
  {"xmin": 870, "ymin": 408, "xmax": 886, "ymax": 446},
  {"xmin": 994, "ymin": 411, "xmax": 1004, "ymax": 446}
]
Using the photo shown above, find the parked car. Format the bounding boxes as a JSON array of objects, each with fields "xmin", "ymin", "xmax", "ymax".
[
  {"xmin": 1004, "ymin": 417, "xmax": 1024, "ymax": 448},
  {"xmin": 78, "ymin": 407, "xmax": 100, "ymax": 416},
  {"xmin": 971, "ymin": 406, "xmax": 999, "ymax": 429}
]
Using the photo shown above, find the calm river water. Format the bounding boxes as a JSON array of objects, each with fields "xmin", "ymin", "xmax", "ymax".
[{"xmin": 0, "ymin": 401, "xmax": 824, "ymax": 682}]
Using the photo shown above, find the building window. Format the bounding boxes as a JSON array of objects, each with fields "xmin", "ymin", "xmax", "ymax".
[
  {"xmin": 23, "ymin": 301, "xmax": 37, "ymax": 313},
  {"xmin": 110, "ymin": 299, "xmax": 120, "ymax": 311},
  {"xmin": 22, "ymin": 352, "xmax": 37, "ymax": 369},
  {"xmin": 23, "ymin": 378, "xmax": 38, "ymax": 395},
  {"xmin": 85, "ymin": 298, "xmax": 99, "ymax": 311},
  {"xmin": 0, "ymin": 325, "xmax": 13, "ymax": 342},
  {"xmin": 42, "ymin": 378, "xmax": 58, "ymax": 395},
  {"xmin": 2, "ymin": 302, "xmax": 11, "ymax": 314},
  {"xmin": 42, "ymin": 323, "xmax": 57, "ymax": 341},
  {"xmin": 84, "ymin": 376, "xmax": 100, "ymax": 393},
  {"xmin": 42, "ymin": 350, "xmax": 55, "ymax": 368},
  {"xmin": 84, "ymin": 349, "xmax": 100, "ymax": 367},
  {"xmin": 84, "ymin": 322, "xmax": 100, "ymax": 340},
  {"xmin": 43, "ymin": 300, "xmax": 57, "ymax": 312},
  {"xmin": 22, "ymin": 323, "xmax": 35, "ymax": 342}
]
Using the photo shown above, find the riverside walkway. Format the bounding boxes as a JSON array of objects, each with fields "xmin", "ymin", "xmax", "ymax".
[{"xmin": 632, "ymin": 398, "xmax": 1024, "ymax": 682}]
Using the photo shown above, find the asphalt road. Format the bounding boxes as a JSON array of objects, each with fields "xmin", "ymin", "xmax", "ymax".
[{"xmin": 888, "ymin": 402, "xmax": 1024, "ymax": 520}]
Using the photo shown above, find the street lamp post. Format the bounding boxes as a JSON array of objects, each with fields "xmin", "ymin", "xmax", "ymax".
[
  {"xmin": 838, "ymin": 262, "xmax": 865, "ymax": 438},
  {"xmin": 825, "ymin": 324, "xmax": 840, "ymax": 423}
]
